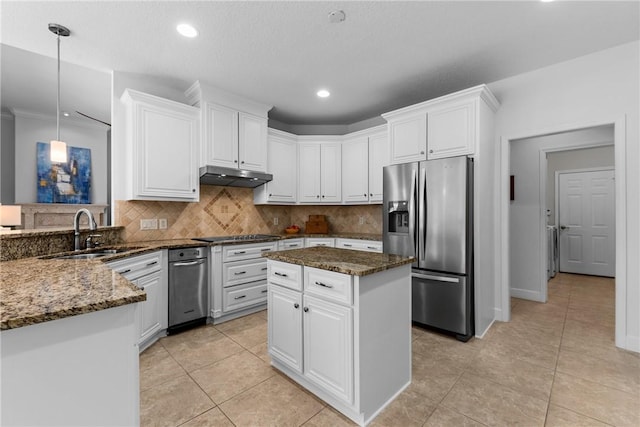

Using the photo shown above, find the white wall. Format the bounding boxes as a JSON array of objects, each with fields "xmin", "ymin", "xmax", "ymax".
[
  {"xmin": 490, "ymin": 40, "xmax": 639, "ymax": 352},
  {"xmin": 546, "ymin": 144, "xmax": 614, "ymax": 223},
  {"xmin": 509, "ymin": 126, "xmax": 613, "ymax": 301},
  {"xmin": 13, "ymin": 111, "xmax": 109, "ymax": 204},
  {"xmin": 1, "ymin": 112, "xmax": 16, "ymax": 204}
]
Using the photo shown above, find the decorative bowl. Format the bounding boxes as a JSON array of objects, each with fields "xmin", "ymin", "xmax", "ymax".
[{"xmin": 284, "ymin": 228, "xmax": 300, "ymax": 234}]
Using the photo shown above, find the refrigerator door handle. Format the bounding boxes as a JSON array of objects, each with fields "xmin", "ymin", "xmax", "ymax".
[
  {"xmin": 418, "ymin": 164, "xmax": 427, "ymax": 263},
  {"xmin": 412, "ymin": 272, "xmax": 460, "ymax": 283},
  {"xmin": 408, "ymin": 168, "xmax": 418, "ymax": 257}
]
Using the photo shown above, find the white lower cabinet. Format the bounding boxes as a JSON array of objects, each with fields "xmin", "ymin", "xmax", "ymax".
[
  {"xmin": 303, "ymin": 294, "xmax": 353, "ymax": 404},
  {"xmin": 305, "ymin": 237, "xmax": 335, "ymax": 248},
  {"xmin": 335, "ymin": 238, "xmax": 382, "ymax": 253},
  {"xmin": 107, "ymin": 250, "xmax": 167, "ymax": 351},
  {"xmin": 268, "ymin": 285, "xmax": 303, "ymax": 373},
  {"xmin": 278, "ymin": 238, "xmax": 304, "ymax": 250}
]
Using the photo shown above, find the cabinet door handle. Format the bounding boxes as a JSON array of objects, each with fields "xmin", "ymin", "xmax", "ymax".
[
  {"xmin": 370, "ymin": 193, "xmax": 373, "ymax": 197},
  {"xmin": 294, "ymin": 303, "xmax": 299, "ymax": 309},
  {"xmin": 274, "ymin": 272, "xmax": 288, "ymax": 277},
  {"xmin": 367, "ymin": 246, "xmax": 378, "ymax": 250},
  {"xmin": 364, "ymin": 193, "xmax": 367, "ymax": 197},
  {"xmin": 234, "ymin": 271, "xmax": 247, "ymax": 275},
  {"xmin": 303, "ymin": 307, "xmax": 309, "ymax": 312},
  {"xmin": 420, "ymin": 150, "xmax": 425, "ymax": 154},
  {"xmin": 121, "ymin": 269, "xmax": 131, "ymax": 274},
  {"xmin": 241, "ymin": 160, "xmax": 245, "ymax": 164},
  {"xmin": 316, "ymin": 195, "xmax": 320, "ymax": 198},
  {"xmin": 233, "ymin": 251, "xmax": 246, "ymax": 255},
  {"xmin": 315, "ymin": 281, "xmax": 334, "ymax": 289},
  {"xmin": 234, "ymin": 160, "xmax": 238, "ymax": 163},
  {"xmin": 261, "ymin": 267, "xmax": 268, "ymax": 271},
  {"xmin": 146, "ymin": 261, "xmax": 158, "ymax": 266},
  {"xmin": 262, "ymin": 289, "xmax": 268, "ymax": 294},
  {"xmin": 173, "ymin": 260, "xmax": 202, "ymax": 267},
  {"xmin": 429, "ymin": 149, "xmax": 434, "ymax": 154},
  {"xmin": 261, "ymin": 248, "xmax": 271, "ymax": 252},
  {"xmin": 234, "ymin": 295, "xmax": 246, "ymax": 300},
  {"xmin": 343, "ymin": 244, "xmax": 353, "ymax": 247},
  {"xmin": 322, "ymin": 195, "xmax": 325, "ymax": 198}
]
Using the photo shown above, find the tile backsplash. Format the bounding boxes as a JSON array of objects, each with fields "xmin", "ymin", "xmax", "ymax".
[{"xmin": 115, "ymin": 185, "xmax": 382, "ymax": 242}]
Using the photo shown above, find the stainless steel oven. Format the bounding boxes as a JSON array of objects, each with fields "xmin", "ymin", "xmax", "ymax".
[{"xmin": 168, "ymin": 247, "xmax": 208, "ymax": 332}]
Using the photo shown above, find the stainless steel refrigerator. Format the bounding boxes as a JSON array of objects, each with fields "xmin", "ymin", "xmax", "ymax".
[{"xmin": 383, "ymin": 156, "xmax": 473, "ymax": 341}]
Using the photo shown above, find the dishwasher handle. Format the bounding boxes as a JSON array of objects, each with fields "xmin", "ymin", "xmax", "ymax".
[{"xmin": 172, "ymin": 259, "xmax": 205, "ymax": 267}]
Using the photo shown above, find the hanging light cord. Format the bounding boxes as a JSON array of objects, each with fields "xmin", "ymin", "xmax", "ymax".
[{"xmin": 56, "ymin": 31, "xmax": 61, "ymax": 141}]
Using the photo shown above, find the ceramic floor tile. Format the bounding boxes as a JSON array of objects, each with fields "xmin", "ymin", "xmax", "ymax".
[
  {"xmin": 410, "ymin": 352, "xmax": 467, "ymax": 403},
  {"xmin": 424, "ymin": 406, "xmax": 486, "ymax": 427},
  {"xmin": 160, "ymin": 324, "xmax": 244, "ymax": 372},
  {"xmin": 218, "ymin": 374, "xmax": 324, "ymax": 426},
  {"xmin": 221, "ymin": 321, "xmax": 268, "ymax": 349},
  {"xmin": 468, "ymin": 345, "xmax": 555, "ymax": 402},
  {"xmin": 544, "ymin": 404, "xmax": 610, "ymax": 427},
  {"xmin": 563, "ymin": 319, "xmax": 615, "ymax": 345},
  {"xmin": 140, "ymin": 375, "xmax": 214, "ymax": 427},
  {"xmin": 302, "ymin": 406, "xmax": 357, "ymax": 426},
  {"xmin": 560, "ymin": 334, "xmax": 640, "ymax": 369},
  {"xmin": 482, "ymin": 325, "xmax": 560, "ymax": 370},
  {"xmin": 247, "ymin": 341, "xmax": 271, "ymax": 364},
  {"xmin": 550, "ymin": 372, "xmax": 640, "ymax": 426},
  {"xmin": 369, "ymin": 387, "xmax": 436, "ymax": 427},
  {"xmin": 566, "ymin": 306, "xmax": 615, "ymax": 328},
  {"xmin": 441, "ymin": 372, "xmax": 548, "ymax": 426},
  {"xmin": 190, "ymin": 350, "xmax": 276, "ymax": 404},
  {"xmin": 180, "ymin": 407, "xmax": 234, "ymax": 427},
  {"xmin": 556, "ymin": 349, "xmax": 640, "ymax": 395},
  {"xmin": 139, "ymin": 342, "xmax": 187, "ymax": 391}
]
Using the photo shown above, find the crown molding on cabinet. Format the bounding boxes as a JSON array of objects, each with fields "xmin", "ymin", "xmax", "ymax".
[{"xmin": 185, "ymin": 80, "xmax": 272, "ymax": 118}]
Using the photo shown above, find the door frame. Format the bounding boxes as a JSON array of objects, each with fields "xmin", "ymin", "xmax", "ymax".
[
  {"xmin": 499, "ymin": 116, "xmax": 627, "ymax": 350},
  {"xmin": 555, "ymin": 166, "xmax": 615, "ymax": 276}
]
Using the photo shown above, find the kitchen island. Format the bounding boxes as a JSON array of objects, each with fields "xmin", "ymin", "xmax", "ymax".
[{"xmin": 263, "ymin": 246, "xmax": 414, "ymax": 426}]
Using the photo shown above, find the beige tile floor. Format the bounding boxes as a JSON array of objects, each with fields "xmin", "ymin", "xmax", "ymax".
[{"xmin": 140, "ymin": 273, "xmax": 639, "ymax": 426}]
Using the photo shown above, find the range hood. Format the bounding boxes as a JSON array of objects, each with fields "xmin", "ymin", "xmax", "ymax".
[{"xmin": 199, "ymin": 165, "xmax": 273, "ymax": 188}]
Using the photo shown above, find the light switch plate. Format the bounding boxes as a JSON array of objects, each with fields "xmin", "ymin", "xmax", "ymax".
[{"xmin": 158, "ymin": 218, "xmax": 167, "ymax": 229}]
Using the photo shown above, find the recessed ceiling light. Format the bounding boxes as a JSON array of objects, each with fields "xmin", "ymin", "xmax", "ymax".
[
  {"xmin": 317, "ymin": 89, "xmax": 330, "ymax": 98},
  {"xmin": 62, "ymin": 111, "xmax": 70, "ymax": 117},
  {"xmin": 177, "ymin": 23, "xmax": 198, "ymax": 38},
  {"xmin": 540, "ymin": 0, "xmax": 555, "ymax": 2}
]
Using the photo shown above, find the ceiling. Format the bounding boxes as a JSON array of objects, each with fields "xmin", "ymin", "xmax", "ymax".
[{"xmin": 1, "ymin": 1, "xmax": 638, "ymax": 127}]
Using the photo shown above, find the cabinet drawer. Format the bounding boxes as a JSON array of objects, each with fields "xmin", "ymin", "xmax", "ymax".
[
  {"xmin": 223, "ymin": 281, "xmax": 268, "ymax": 312},
  {"xmin": 107, "ymin": 251, "xmax": 163, "ymax": 280},
  {"xmin": 335, "ymin": 238, "xmax": 382, "ymax": 253},
  {"xmin": 305, "ymin": 237, "xmax": 335, "ymax": 248},
  {"xmin": 304, "ymin": 267, "xmax": 352, "ymax": 306},
  {"xmin": 223, "ymin": 258, "xmax": 268, "ymax": 288},
  {"xmin": 268, "ymin": 260, "xmax": 303, "ymax": 291},
  {"xmin": 223, "ymin": 242, "xmax": 277, "ymax": 262},
  {"xmin": 278, "ymin": 238, "xmax": 304, "ymax": 250}
]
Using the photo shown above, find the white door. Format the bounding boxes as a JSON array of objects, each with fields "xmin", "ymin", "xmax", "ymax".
[
  {"xmin": 558, "ymin": 169, "xmax": 615, "ymax": 277},
  {"xmin": 341, "ymin": 136, "xmax": 369, "ymax": 203}
]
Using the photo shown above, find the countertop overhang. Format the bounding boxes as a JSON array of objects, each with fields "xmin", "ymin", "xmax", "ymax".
[{"xmin": 263, "ymin": 246, "xmax": 414, "ymax": 276}]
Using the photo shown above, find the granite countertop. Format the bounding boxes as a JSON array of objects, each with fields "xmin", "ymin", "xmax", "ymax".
[
  {"xmin": 0, "ymin": 257, "xmax": 146, "ymax": 330},
  {"xmin": 263, "ymin": 246, "xmax": 414, "ymax": 276},
  {"xmin": 0, "ymin": 233, "xmax": 383, "ymax": 331}
]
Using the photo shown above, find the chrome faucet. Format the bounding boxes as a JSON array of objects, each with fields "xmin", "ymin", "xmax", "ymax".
[{"xmin": 73, "ymin": 208, "xmax": 97, "ymax": 251}]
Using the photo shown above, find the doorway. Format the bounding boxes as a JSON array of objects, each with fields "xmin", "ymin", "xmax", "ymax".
[
  {"xmin": 557, "ymin": 168, "xmax": 615, "ymax": 277},
  {"xmin": 500, "ymin": 118, "xmax": 627, "ymax": 349}
]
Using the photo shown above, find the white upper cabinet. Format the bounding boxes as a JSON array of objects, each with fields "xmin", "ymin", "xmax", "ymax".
[
  {"xmin": 383, "ymin": 85, "xmax": 499, "ymax": 164},
  {"xmin": 341, "ymin": 126, "xmax": 388, "ymax": 204},
  {"xmin": 387, "ymin": 113, "xmax": 427, "ymax": 164},
  {"xmin": 121, "ymin": 89, "xmax": 199, "ymax": 202},
  {"xmin": 341, "ymin": 136, "xmax": 369, "ymax": 203},
  {"xmin": 298, "ymin": 140, "xmax": 341, "ymax": 203},
  {"xmin": 201, "ymin": 102, "xmax": 267, "ymax": 172},
  {"xmin": 368, "ymin": 131, "xmax": 389, "ymax": 202},
  {"xmin": 254, "ymin": 129, "xmax": 298, "ymax": 204},
  {"xmin": 186, "ymin": 81, "xmax": 271, "ymax": 173}
]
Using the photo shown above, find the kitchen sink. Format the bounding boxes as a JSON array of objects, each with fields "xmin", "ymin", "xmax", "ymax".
[{"xmin": 43, "ymin": 246, "xmax": 146, "ymax": 260}]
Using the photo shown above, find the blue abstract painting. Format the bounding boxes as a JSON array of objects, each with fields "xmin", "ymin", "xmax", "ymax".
[{"xmin": 37, "ymin": 142, "xmax": 92, "ymax": 204}]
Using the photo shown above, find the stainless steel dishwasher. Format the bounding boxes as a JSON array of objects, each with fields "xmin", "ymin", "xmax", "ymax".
[{"xmin": 168, "ymin": 247, "xmax": 208, "ymax": 333}]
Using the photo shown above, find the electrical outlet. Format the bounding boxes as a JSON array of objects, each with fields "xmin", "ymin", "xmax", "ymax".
[
  {"xmin": 359, "ymin": 216, "xmax": 365, "ymax": 225},
  {"xmin": 158, "ymin": 218, "xmax": 168, "ymax": 229},
  {"xmin": 140, "ymin": 219, "xmax": 158, "ymax": 230},
  {"xmin": 273, "ymin": 217, "xmax": 279, "ymax": 226}
]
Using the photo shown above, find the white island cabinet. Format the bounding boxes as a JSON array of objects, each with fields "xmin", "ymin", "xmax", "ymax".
[{"xmin": 265, "ymin": 247, "xmax": 412, "ymax": 426}]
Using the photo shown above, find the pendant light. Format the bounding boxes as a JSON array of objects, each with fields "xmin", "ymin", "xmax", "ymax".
[{"xmin": 48, "ymin": 23, "xmax": 70, "ymax": 163}]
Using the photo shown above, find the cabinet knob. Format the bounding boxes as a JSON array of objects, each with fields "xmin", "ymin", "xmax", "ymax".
[
  {"xmin": 420, "ymin": 151, "xmax": 425, "ymax": 155},
  {"xmin": 364, "ymin": 193, "xmax": 367, "ymax": 197},
  {"xmin": 316, "ymin": 195, "xmax": 320, "ymax": 198},
  {"xmin": 192, "ymin": 188, "xmax": 196, "ymax": 192},
  {"xmin": 294, "ymin": 303, "xmax": 299, "ymax": 309},
  {"xmin": 429, "ymin": 149, "xmax": 434, "ymax": 153},
  {"xmin": 234, "ymin": 160, "xmax": 238, "ymax": 163},
  {"xmin": 241, "ymin": 161, "xmax": 245, "ymax": 164},
  {"xmin": 322, "ymin": 195, "xmax": 325, "ymax": 198},
  {"xmin": 370, "ymin": 193, "xmax": 373, "ymax": 196},
  {"xmin": 269, "ymin": 193, "xmax": 273, "ymax": 197},
  {"xmin": 303, "ymin": 307, "xmax": 309, "ymax": 312}
]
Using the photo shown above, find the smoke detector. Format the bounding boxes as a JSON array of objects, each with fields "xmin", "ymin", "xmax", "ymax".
[{"xmin": 328, "ymin": 10, "xmax": 346, "ymax": 23}]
